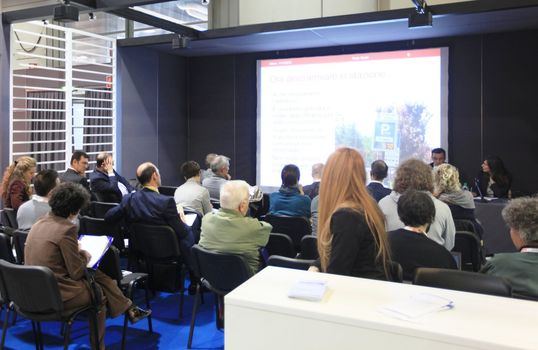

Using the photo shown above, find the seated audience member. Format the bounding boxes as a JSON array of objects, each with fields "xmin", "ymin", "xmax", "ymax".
[
  {"xmin": 311, "ymin": 195, "xmax": 319, "ymax": 235},
  {"xmin": 474, "ymin": 155, "xmax": 512, "ymax": 198},
  {"xmin": 312, "ymin": 148, "xmax": 390, "ymax": 280},
  {"xmin": 60, "ymin": 150, "xmax": 90, "ymax": 192},
  {"xmin": 17, "ymin": 169, "xmax": 58, "ymax": 230},
  {"xmin": 90, "ymin": 152, "xmax": 134, "ymax": 203},
  {"xmin": 200, "ymin": 153, "xmax": 217, "ymax": 182},
  {"xmin": 367, "ymin": 160, "xmax": 391, "ymax": 202},
  {"xmin": 388, "ymin": 190, "xmax": 457, "ymax": 281},
  {"xmin": 25, "ymin": 183, "xmax": 150, "ymax": 349},
  {"xmin": 430, "ymin": 147, "xmax": 446, "ymax": 169},
  {"xmin": 269, "ymin": 164, "xmax": 311, "ymax": 218},
  {"xmin": 199, "ymin": 180, "xmax": 271, "ymax": 274},
  {"xmin": 1, "ymin": 156, "xmax": 36, "ymax": 210},
  {"xmin": 174, "ymin": 161, "xmax": 212, "ymax": 216},
  {"xmin": 105, "ymin": 162, "xmax": 194, "ymax": 266},
  {"xmin": 481, "ymin": 197, "xmax": 538, "ymax": 298},
  {"xmin": 303, "ymin": 163, "xmax": 324, "ymax": 199},
  {"xmin": 202, "ymin": 155, "xmax": 231, "ymax": 201},
  {"xmin": 434, "ymin": 164, "xmax": 482, "ymax": 237},
  {"xmin": 379, "ymin": 159, "xmax": 456, "ymax": 250}
]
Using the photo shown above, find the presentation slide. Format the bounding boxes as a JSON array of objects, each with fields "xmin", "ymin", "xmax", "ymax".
[{"xmin": 257, "ymin": 47, "xmax": 448, "ymax": 190}]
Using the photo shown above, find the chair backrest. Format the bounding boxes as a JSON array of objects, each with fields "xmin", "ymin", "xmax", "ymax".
[
  {"xmin": 158, "ymin": 186, "xmax": 177, "ymax": 197},
  {"xmin": 266, "ymin": 233, "xmax": 295, "ymax": 258},
  {"xmin": 191, "ymin": 244, "xmax": 252, "ymax": 295},
  {"xmin": 266, "ymin": 255, "xmax": 316, "ymax": 271},
  {"xmin": 13, "ymin": 229, "xmax": 29, "ymax": 264},
  {"xmin": 388, "ymin": 261, "xmax": 404, "ymax": 283},
  {"xmin": 452, "ymin": 231, "xmax": 482, "ymax": 271},
  {"xmin": 262, "ymin": 215, "xmax": 312, "ymax": 251},
  {"xmin": 88, "ymin": 201, "xmax": 118, "ymax": 218},
  {"xmin": 130, "ymin": 223, "xmax": 181, "ymax": 260},
  {"xmin": 0, "ymin": 232, "xmax": 16, "ymax": 264},
  {"xmin": 298, "ymin": 235, "xmax": 318, "ymax": 260},
  {"xmin": 413, "ymin": 267, "xmax": 512, "ymax": 297},
  {"xmin": 0, "ymin": 259, "xmax": 64, "ymax": 319},
  {"xmin": 1, "ymin": 208, "xmax": 18, "ymax": 229}
]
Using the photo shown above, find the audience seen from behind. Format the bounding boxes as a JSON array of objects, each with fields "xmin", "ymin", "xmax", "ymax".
[
  {"xmin": 474, "ymin": 155, "xmax": 512, "ymax": 199},
  {"xmin": 105, "ymin": 162, "xmax": 194, "ymax": 268},
  {"xmin": 90, "ymin": 152, "xmax": 135, "ymax": 203},
  {"xmin": 481, "ymin": 197, "xmax": 538, "ymax": 299},
  {"xmin": 174, "ymin": 161, "xmax": 212, "ymax": 216},
  {"xmin": 25, "ymin": 183, "xmax": 150, "ymax": 349},
  {"xmin": 16, "ymin": 169, "xmax": 58, "ymax": 230},
  {"xmin": 199, "ymin": 180, "xmax": 271, "ymax": 274},
  {"xmin": 433, "ymin": 163, "xmax": 483, "ymax": 238},
  {"xmin": 60, "ymin": 150, "xmax": 90, "ymax": 191},
  {"xmin": 200, "ymin": 153, "xmax": 217, "ymax": 182},
  {"xmin": 312, "ymin": 148, "xmax": 391, "ymax": 280},
  {"xmin": 430, "ymin": 147, "xmax": 446, "ymax": 169},
  {"xmin": 367, "ymin": 159, "xmax": 391, "ymax": 202},
  {"xmin": 388, "ymin": 190, "xmax": 457, "ymax": 281},
  {"xmin": 303, "ymin": 163, "xmax": 324, "ymax": 199},
  {"xmin": 269, "ymin": 164, "xmax": 311, "ymax": 218},
  {"xmin": 379, "ymin": 158, "xmax": 456, "ymax": 250},
  {"xmin": 202, "ymin": 155, "xmax": 231, "ymax": 201},
  {"xmin": 1, "ymin": 156, "xmax": 37, "ymax": 210}
]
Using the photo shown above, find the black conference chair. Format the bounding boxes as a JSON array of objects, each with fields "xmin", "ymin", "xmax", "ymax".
[
  {"xmin": 79, "ymin": 215, "xmax": 125, "ymax": 251},
  {"xmin": 454, "ymin": 218, "xmax": 484, "ymax": 240},
  {"xmin": 452, "ymin": 230, "xmax": 483, "ymax": 272},
  {"xmin": 0, "ymin": 208, "xmax": 17, "ymax": 230},
  {"xmin": 262, "ymin": 215, "xmax": 312, "ymax": 252},
  {"xmin": 388, "ymin": 261, "xmax": 404, "ymax": 283},
  {"xmin": 13, "ymin": 229, "xmax": 29, "ymax": 265},
  {"xmin": 0, "ymin": 259, "xmax": 100, "ymax": 350},
  {"xmin": 265, "ymin": 233, "xmax": 295, "ymax": 258},
  {"xmin": 266, "ymin": 255, "xmax": 316, "ymax": 271},
  {"xmin": 188, "ymin": 245, "xmax": 252, "ymax": 349},
  {"xmin": 99, "ymin": 246, "xmax": 152, "ymax": 350},
  {"xmin": 129, "ymin": 223, "xmax": 186, "ymax": 318},
  {"xmin": 413, "ymin": 267, "xmax": 512, "ymax": 297},
  {"xmin": 88, "ymin": 201, "xmax": 118, "ymax": 219},
  {"xmin": 158, "ymin": 186, "xmax": 177, "ymax": 197},
  {"xmin": 0, "ymin": 233, "xmax": 16, "ymax": 264},
  {"xmin": 297, "ymin": 235, "xmax": 318, "ymax": 260}
]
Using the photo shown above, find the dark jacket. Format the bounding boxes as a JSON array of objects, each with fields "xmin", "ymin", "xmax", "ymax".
[
  {"xmin": 475, "ymin": 171, "xmax": 511, "ymax": 198},
  {"xmin": 59, "ymin": 168, "xmax": 90, "ymax": 191},
  {"xmin": 367, "ymin": 182, "xmax": 391, "ymax": 202},
  {"xmin": 90, "ymin": 169, "xmax": 135, "ymax": 203},
  {"xmin": 303, "ymin": 181, "xmax": 320, "ymax": 199}
]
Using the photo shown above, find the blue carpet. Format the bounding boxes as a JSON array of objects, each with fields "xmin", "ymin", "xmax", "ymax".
[{"xmin": 1, "ymin": 289, "xmax": 224, "ymax": 350}]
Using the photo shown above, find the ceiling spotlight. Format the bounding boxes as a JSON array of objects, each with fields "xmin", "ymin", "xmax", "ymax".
[
  {"xmin": 89, "ymin": 12, "xmax": 96, "ymax": 21},
  {"xmin": 53, "ymin": 0, "xmax": 79, "ymax": 22},
  {"xmin": 408, "ymin": 0, "xmax": 432, "ymax": 28}
]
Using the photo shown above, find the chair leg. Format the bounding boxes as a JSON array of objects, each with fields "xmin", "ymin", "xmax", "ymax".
[
  {"xmin": 121, "ymin": 314, "xmax": 128, "ymax": 350},
  {"xmin": 1, "ymin": 307, "xmax": 11, "ymax": 349},
  {"xmin": 63, "ymin": 322, "xmax": 71, "ymax": 350},
  {"xmin": 187, "ymin": 286, "xmax": 201, "ymax": 349},
  {"xmin": 215, "ymin": 295, "xmax": 224, "ymax": 330},
  {"xmin": 143, "ymin": 280, "xmax": 153, "ymax": 333}
]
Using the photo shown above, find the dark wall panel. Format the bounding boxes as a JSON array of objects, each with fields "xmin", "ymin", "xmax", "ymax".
[
  {"xmin": 482, "ymin": 30, "xmax": 538, "ymax": 195},
  {"xmin": 157, "ymin": 53, "xmax": 188, "ymax": 185}
]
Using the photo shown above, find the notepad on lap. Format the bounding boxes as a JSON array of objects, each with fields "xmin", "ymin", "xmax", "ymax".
[
  {"xmin": 78, "ymin": 235, "xmax": 114, "ymax": 269},
  {"xmin": 288, "ymin": 279, "xmax": 328, "ymax": 301}
]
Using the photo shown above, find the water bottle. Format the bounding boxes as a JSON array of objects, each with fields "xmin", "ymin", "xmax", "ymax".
[{"xmin": 462, "ymin": 182, "xmax": 469, "ymax": 191}]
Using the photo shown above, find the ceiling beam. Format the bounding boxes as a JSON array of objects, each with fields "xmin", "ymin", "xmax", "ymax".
[{"xmin": 108, "ymin": 8, "xmax": 199, "ymax": 38}]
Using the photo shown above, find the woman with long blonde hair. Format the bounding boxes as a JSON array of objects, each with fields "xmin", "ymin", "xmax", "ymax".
[
  {"xmin": 1, "ymin": 156, "xmax": 37, "ymax": 210},
  {"xmin": 317, "ymin": 148, "xmax": 390, "ymax": 279}
]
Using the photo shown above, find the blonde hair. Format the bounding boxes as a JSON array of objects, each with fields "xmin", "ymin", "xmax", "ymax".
[
  {"xmin": 433, "ymin": 163, "xmax": 461, "ymax": 194},
  {"xmin": 1, "ymin": 156, "xmax": 37, "ymax": 200},
  {"xmin": 317, "ymin": 148, "xmax": 390, "ymax": 275}
]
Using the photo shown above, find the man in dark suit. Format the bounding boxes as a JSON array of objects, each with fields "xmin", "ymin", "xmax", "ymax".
[
  {"xmin": 367, "ymin": 160, "xmax": 391, "ymax": 202},
  {"xmin": 430, "ymin": 147, "xmax": 446, "ymax": 169},
  {"xmin": 105, "ymin": 162, "xmax": 194, "ymax": 266},
  {"xmin": 90, "ymin": 152, "xmax": 135, "ymax": 203},
  {"xmin": 59, "ymin": 150, "xmax": 90, "ymax": 191},
  {"xmin": 303, "ymin": 163, "xmax": 323, "ymax": 199}
]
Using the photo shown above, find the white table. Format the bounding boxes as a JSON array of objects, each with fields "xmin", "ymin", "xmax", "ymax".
[{"xmin": 225, "ymin": 267, "xmax": 538, "ymax": 350}]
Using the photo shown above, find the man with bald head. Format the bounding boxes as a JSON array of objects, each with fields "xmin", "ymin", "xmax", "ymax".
[{"xmin": 105, "ymin": 162, "xmax": 194, "ymax": 264}]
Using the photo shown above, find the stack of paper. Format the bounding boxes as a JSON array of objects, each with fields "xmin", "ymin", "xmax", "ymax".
[
  {"xmin": 288, "ymin": 279, "xmax": 328, "ymax": 301},
  {"xmin": 380, "ymin": 293, "xmax": 454, "ymax": 321}
]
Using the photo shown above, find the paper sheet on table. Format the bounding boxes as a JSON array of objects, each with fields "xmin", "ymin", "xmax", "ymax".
[
  {"xmin": 379, "ymin": 293, "xmax": 454, "ymax": 321},
  {"xmin": 288, "ymin": 279, "xmax": 328, "ymax": 301}
]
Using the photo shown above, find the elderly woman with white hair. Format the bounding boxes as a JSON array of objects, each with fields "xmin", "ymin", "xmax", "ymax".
[
  {"xmin": 199, "ymin": 180, "xmax": 272, "ymax": 274},
  {"xmin": 481, "ymin": 197, "xmax": 538, "ymax": 299}
]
